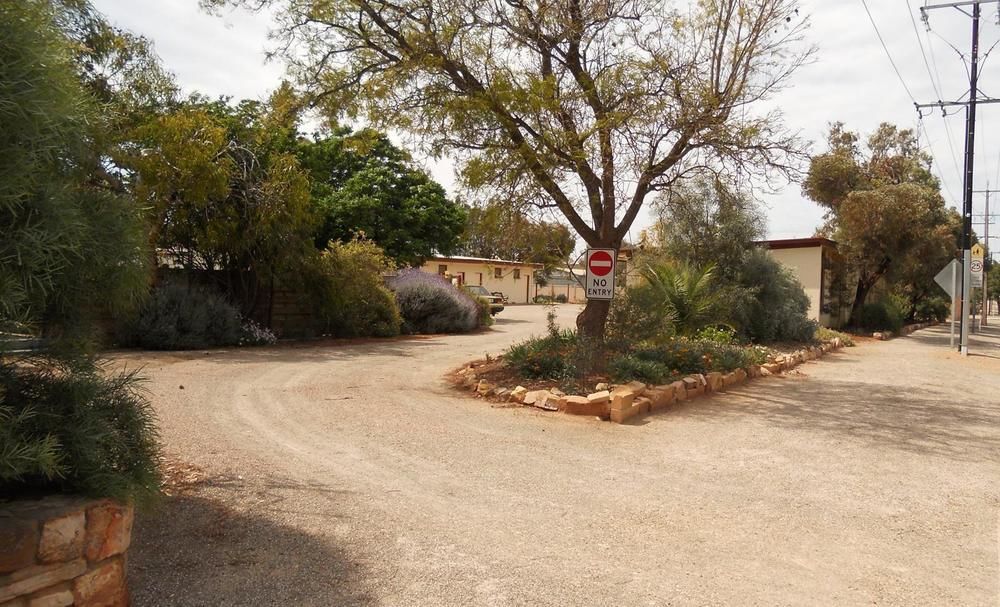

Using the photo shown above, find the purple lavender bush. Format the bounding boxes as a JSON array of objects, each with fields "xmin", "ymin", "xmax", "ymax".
[{"xmin": 388, "ymin": 269, "xmax": 480, "ymax": 334}]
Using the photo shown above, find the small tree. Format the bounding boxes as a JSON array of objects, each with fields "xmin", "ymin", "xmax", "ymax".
[
  {"xmin": 651, "ymin": 175, "xmax": 765, "ymax": 280},
  {"xmin": 205, "ymin": 0, "xmax": 812, "ymax": 338},
  {"xmin": 804, "ymin": 123, "xmax": 954, "ymax": 326}
]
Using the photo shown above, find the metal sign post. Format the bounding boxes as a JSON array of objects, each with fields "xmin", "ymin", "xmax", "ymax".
[{"xmin": 934, "ymin": 259, "xmax": 961, "ymax": 348}]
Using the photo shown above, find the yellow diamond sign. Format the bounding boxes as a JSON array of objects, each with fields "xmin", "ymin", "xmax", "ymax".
[{"xmin": 971, "ymin": 243, "xmax": 985, "ymax": 260}]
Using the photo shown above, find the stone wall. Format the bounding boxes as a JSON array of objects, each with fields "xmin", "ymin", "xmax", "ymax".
[{"xmin": 1, "ymin": 497, "xmax": 133, "ymax": 607}]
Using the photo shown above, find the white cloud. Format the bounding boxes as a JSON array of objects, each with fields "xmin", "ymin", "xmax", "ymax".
[{"xmin": 93, "ymin": 0, "xmax": 1000, "ymax": 242}]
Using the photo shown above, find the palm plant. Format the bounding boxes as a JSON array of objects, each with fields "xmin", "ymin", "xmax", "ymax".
[{"xmin": 640, "ymin": 262, "xmax": 729, "ymax": 336}]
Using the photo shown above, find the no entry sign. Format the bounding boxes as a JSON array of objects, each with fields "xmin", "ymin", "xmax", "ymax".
[{"xmin": 585, "ymin": 248, "xmax": 616, "ymax": 300}]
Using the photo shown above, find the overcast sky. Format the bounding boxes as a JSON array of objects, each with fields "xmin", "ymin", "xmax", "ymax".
[{"xmin": 92, "ymin": 0, "xmax": 1000, "ymax": 243}]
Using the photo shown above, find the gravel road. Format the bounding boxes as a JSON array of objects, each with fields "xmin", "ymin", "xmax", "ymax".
[{"xmin": 118, "ymin": 306, "xmax": 1000, "ymax": 606}]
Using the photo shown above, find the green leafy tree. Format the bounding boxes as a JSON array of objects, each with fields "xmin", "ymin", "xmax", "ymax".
[
  {"xmin": 127, "ymin": 87, "xmax": 316, "ymax": 310},
  {"xmin": 457, "ymin": 202, "xmax": 576, "ymax": 274},
  {"xmin": 298, "ymin": 128, "xmax": 466, "ymax": 266},
  {"xmin": 206, "ymin": 0, "xmax": 812, "ymax": 339},
  {"xmin": 804, "ymin": 123, "xmax": 953, "ymax": 326}
]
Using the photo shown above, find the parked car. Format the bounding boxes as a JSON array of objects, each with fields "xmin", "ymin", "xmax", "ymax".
[{"xmin": 463, "ymin": 285, "xmax": 505, "ymax": 315}]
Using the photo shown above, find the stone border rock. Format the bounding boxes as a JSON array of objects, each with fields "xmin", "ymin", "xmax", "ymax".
[
  {"xmin": 1, "ymin": 496, "xmax": 133, "ymax": 606},
  {"xmin": 456, "ymin": 338, "xmax": 849, "ymax": 424},
  {"xmin": 870, "ymin": 321, "xmax": 937, "ymax": 341}
]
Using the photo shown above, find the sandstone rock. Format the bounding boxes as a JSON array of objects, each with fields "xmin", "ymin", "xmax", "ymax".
[
  {"xmin": 563, "ymin": 395, "xmax": 609, "ymax": 417},
  {"xmin": 759, "ymin": 366, "xmax": 772, "ymax": 377},
  {"xmin": 38, "ymin": 510, "xmax": 85, "ymax": 564},
  {"xmin": 634, "ymin": 397, "xmax": 652, "ymax": 414},
  {"xmin": 586, "ymin": 390, "xmax": 610, "ymax": 405},
  {"xmin": 681, "ymin": 377, "xmax": 698, "ymax": 390},
  {"xmin": 746, "ymin": 365, "xmax": 761, "ymax": 378},
  {"xmin": 610, "ymin": 391, "xmax": 635, "ymax": 412},
  {"xmin": 648, "ymin": 385, "xmax": 675, "ymax": 410},
  {"xmin": 84, "ymin": 502, "xmax": 133, "ymax": 563},
  {"xmin": 595, "ymin": 382, "xmax": 609, "ymax": 391},
  {"xmin": 733, "ymin": 368, "xmax": 747, "ymax": 382},
  {"xmin": 687, "ymin": 384, "xmax": 705, "ymax": 398},
  {"xmin": 0, "ymin": 560, "xmax": 86, "ymax": 604},
  {"xmin": 72, "ymin": 557, "xmax": 126, "ymax": 607},
  {"xmin": 535, "ymin": 392, "xmax": 561, "ymax": 411},
  {"xmin": 475, "ymin": 380, "xmax": 494, "ymax": 395},
  {"xmin": 549, "ymin": 388, "xmax": 566, "ymax": 397},
  {"xmin": 27, "ymin": 582, "xmax": 72, "ymax": 607},
  {"xmin": 0, "ymin": 520, "xmax": 38, "ymax": 574},
  {"xmin": 705, "ymin": 372, "xmax": 724, "ymax": 393},
  {"xmin": 522, "ymin": 390, "xmax": 545, "ymax": 405},
  {"xmin": 509, "ymin": 386, "xmax": 528, "ymax": 403},
  {"xmin": 492, "ymin": 387, "xmax": 510, "ymax": 398},
  {"xmin": 671, "ymin": 381, "xmax": 687, "ymax": 401},
  {"xmin": 610, "ymin": 402, "xmax": 641, "ymax": 423},
  {"xmin": 762, "ymin": 362, "xmax": 782, "ymax": 375}
]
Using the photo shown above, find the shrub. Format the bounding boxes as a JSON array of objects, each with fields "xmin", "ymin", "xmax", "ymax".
[
  {"xmin": 606, "ymin": 284, "xmax": 676, "ymax": 347},
  {"xmin": 307, "ymin": 240, "xmax": 402, "ymax": 338},
  {"xmin": 121, "ymin": 284, "xmax": 244, "ymax": 349},
  {"xmin": 0, "ymin": 358, "xmax": 162, "ymax": 505},
  {"xmin": 859, "ymin": 297, "xmax": 905, "ymax": 332},
  {"xmin": 473, "ymin": 296, "xmax": 495, "ymax": 327},
  {"xmin": 640, "ymin": 262, "xmax": 728, "ymax": 336},
  {"xmin": 240, "ymin": 319, "xmax": 278, "ymax": 346},
  {"xmin": 390, "ymin": 269, "xmax": 481, "ymax": 334},
  {"xmin": 815, "ymin": 326, "xmax": 855, "ymax": 346},
  {"xmin": 608, "ymin": 355, "xmax": 672, "ymax": 384},
  {"xmin": 632, "ymin": 338, "xmax": 769, "ymax": 376},
  {"xmin": 731, "ymin": 250, "xmax": 818, "ymax": 343},
  {"xmin": 554, "ymin": 293, "xmax": 568, "ymax": 303},
  {"xmin": 505, "ymin": 329, "xmax": 580, "ymax": 379},
  {"xmin": 695, "ymin": 325, "xmax": 737, "ymax": 344},
  {"xmin": 913, "ymin": 296, "xmax": 949, "ymax": 322}
]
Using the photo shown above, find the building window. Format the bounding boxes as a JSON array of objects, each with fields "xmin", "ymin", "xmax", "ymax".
[
  {"xmin": 494, "ymin": 267, "xmax": 503, "ymax": 278},
  {"xmin": 438, "ymin": 264, "xmax": 447, "ymax": 275},
  {"xmin": 513, "ymin": 269, "xmax": 521, "ymax": 280}
]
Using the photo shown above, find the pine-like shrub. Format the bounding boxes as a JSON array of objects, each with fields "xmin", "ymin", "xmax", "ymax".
[
  {"xmin": 0, "ymin": 359, "xmax": 162, "ymax": 505},
  {"xmin": 120, "ymin": 284, "xmax": 244, "ymax": 349},
  {"xmin": 389, "ymin": 269, "xmax": 481, "ymax": 334}
]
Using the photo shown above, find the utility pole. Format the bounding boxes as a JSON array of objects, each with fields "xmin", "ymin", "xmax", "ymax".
[
  {"xmin": 973, "ymin": 188, "xmax": 995, "ymax": 320},
  {"xmin": 916, "ymin": 0, "xmax": 992, "ymax": 355}
]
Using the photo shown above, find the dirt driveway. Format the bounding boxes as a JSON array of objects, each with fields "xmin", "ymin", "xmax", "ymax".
[{"xmin": 119, "ymin": 306, "xmax": 1000, "ymax": 606}]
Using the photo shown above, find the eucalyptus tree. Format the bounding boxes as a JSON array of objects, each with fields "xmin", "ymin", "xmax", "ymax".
[{"xmin": 208, "ymin": 0, "xmax": 812, "ymax": 337}]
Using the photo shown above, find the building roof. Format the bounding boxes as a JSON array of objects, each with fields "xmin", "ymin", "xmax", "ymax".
[
  {"xmin": 427, "ymin": 255, "xmax": 544, "ymax": 268},
  {"xmin": 757, "ymin": 237, "xmax": 837, "ymax": 250}
]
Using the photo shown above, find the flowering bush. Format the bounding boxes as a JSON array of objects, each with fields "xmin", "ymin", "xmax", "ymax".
[{"xmin": 389, "ymin": 269, "xmax": 482, "ymax": 334}]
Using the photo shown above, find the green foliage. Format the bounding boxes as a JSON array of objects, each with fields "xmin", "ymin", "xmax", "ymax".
[
  {"xmin": 0, "ymin": 358, "xmax": 161, "ymax": 505},
  {"xmin": 298, "ymin": 129, "xmax": 466, "ymax": 266},
  {"xmin": 505, "ymin": 330, "xmax": 580, "ymax": 380},
  {"xmin": 607, "ymin": 356, "xmax": 672, "ymax": 385},
  {"xmin": 1, "ymin": 0, "xmax": 148, "ymax": 342},
  {"xmin": 640, "ymin": 262, "xmax": 728, "ymax": 337},
  {"xmin": 859, "ymin": 297, "xmax": 906, "ymax": 333},
  {"xmin": 651, "ymin": 175, "xmax": 765, "ymax": 280},
  {"xmin": 630, "ymin": 340, "xmax": 769, "ymax": 377},
  {"xmin": 730, "ymin": 249, "xmax": 818, "ymax": 343},
  {"xmin": 814, "ymin": 327, "xmax": 855, "ymax": 347},
  {"xmin": 694, "ymin": 326, "xmax": 738, "ymax": 345},
  {"xmin": 120, "ymin": 284, "xmax": 245, "ymax": 350},
  {"xmin": 306, "ymin": 240, "xmax": 402, "ymax": 338},
  {"xmin": 127, "ymin": 88, "xmax": 316, "ymax": 308},
  {"xmin": 912, "ymin": 296, "xmax": 949, "ymax": 322},
  {"xmin": 606, "ymin": 286, "xmax": 676, "ymax": 348}
]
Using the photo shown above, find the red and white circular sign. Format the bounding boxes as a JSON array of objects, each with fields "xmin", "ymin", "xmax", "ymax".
[{"xmin": 589, "ymin": 250, "xmax": 614, "ymax": 276}]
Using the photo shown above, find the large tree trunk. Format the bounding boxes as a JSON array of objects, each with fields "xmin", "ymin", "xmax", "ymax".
[
  {"xmin": 576, "ymin": 298, "xmax": 612, "ymax": 340},
  {"xmin": 849, "ymin": 278, "xmax": 873, "ymax": 327}
]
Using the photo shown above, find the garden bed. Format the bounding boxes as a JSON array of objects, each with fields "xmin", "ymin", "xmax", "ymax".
[{"xmin": 451, "ymin": 335, "xmax": 851, "ymax": 424}]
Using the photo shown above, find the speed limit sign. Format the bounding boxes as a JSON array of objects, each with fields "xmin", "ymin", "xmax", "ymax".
[
  {"xmin": 971, "ymin": 259, "xmax": 984, "ymax": 273},
  {"xmin": 971, "ymin": 258, "xmax": 984, "ymax": 288}
]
